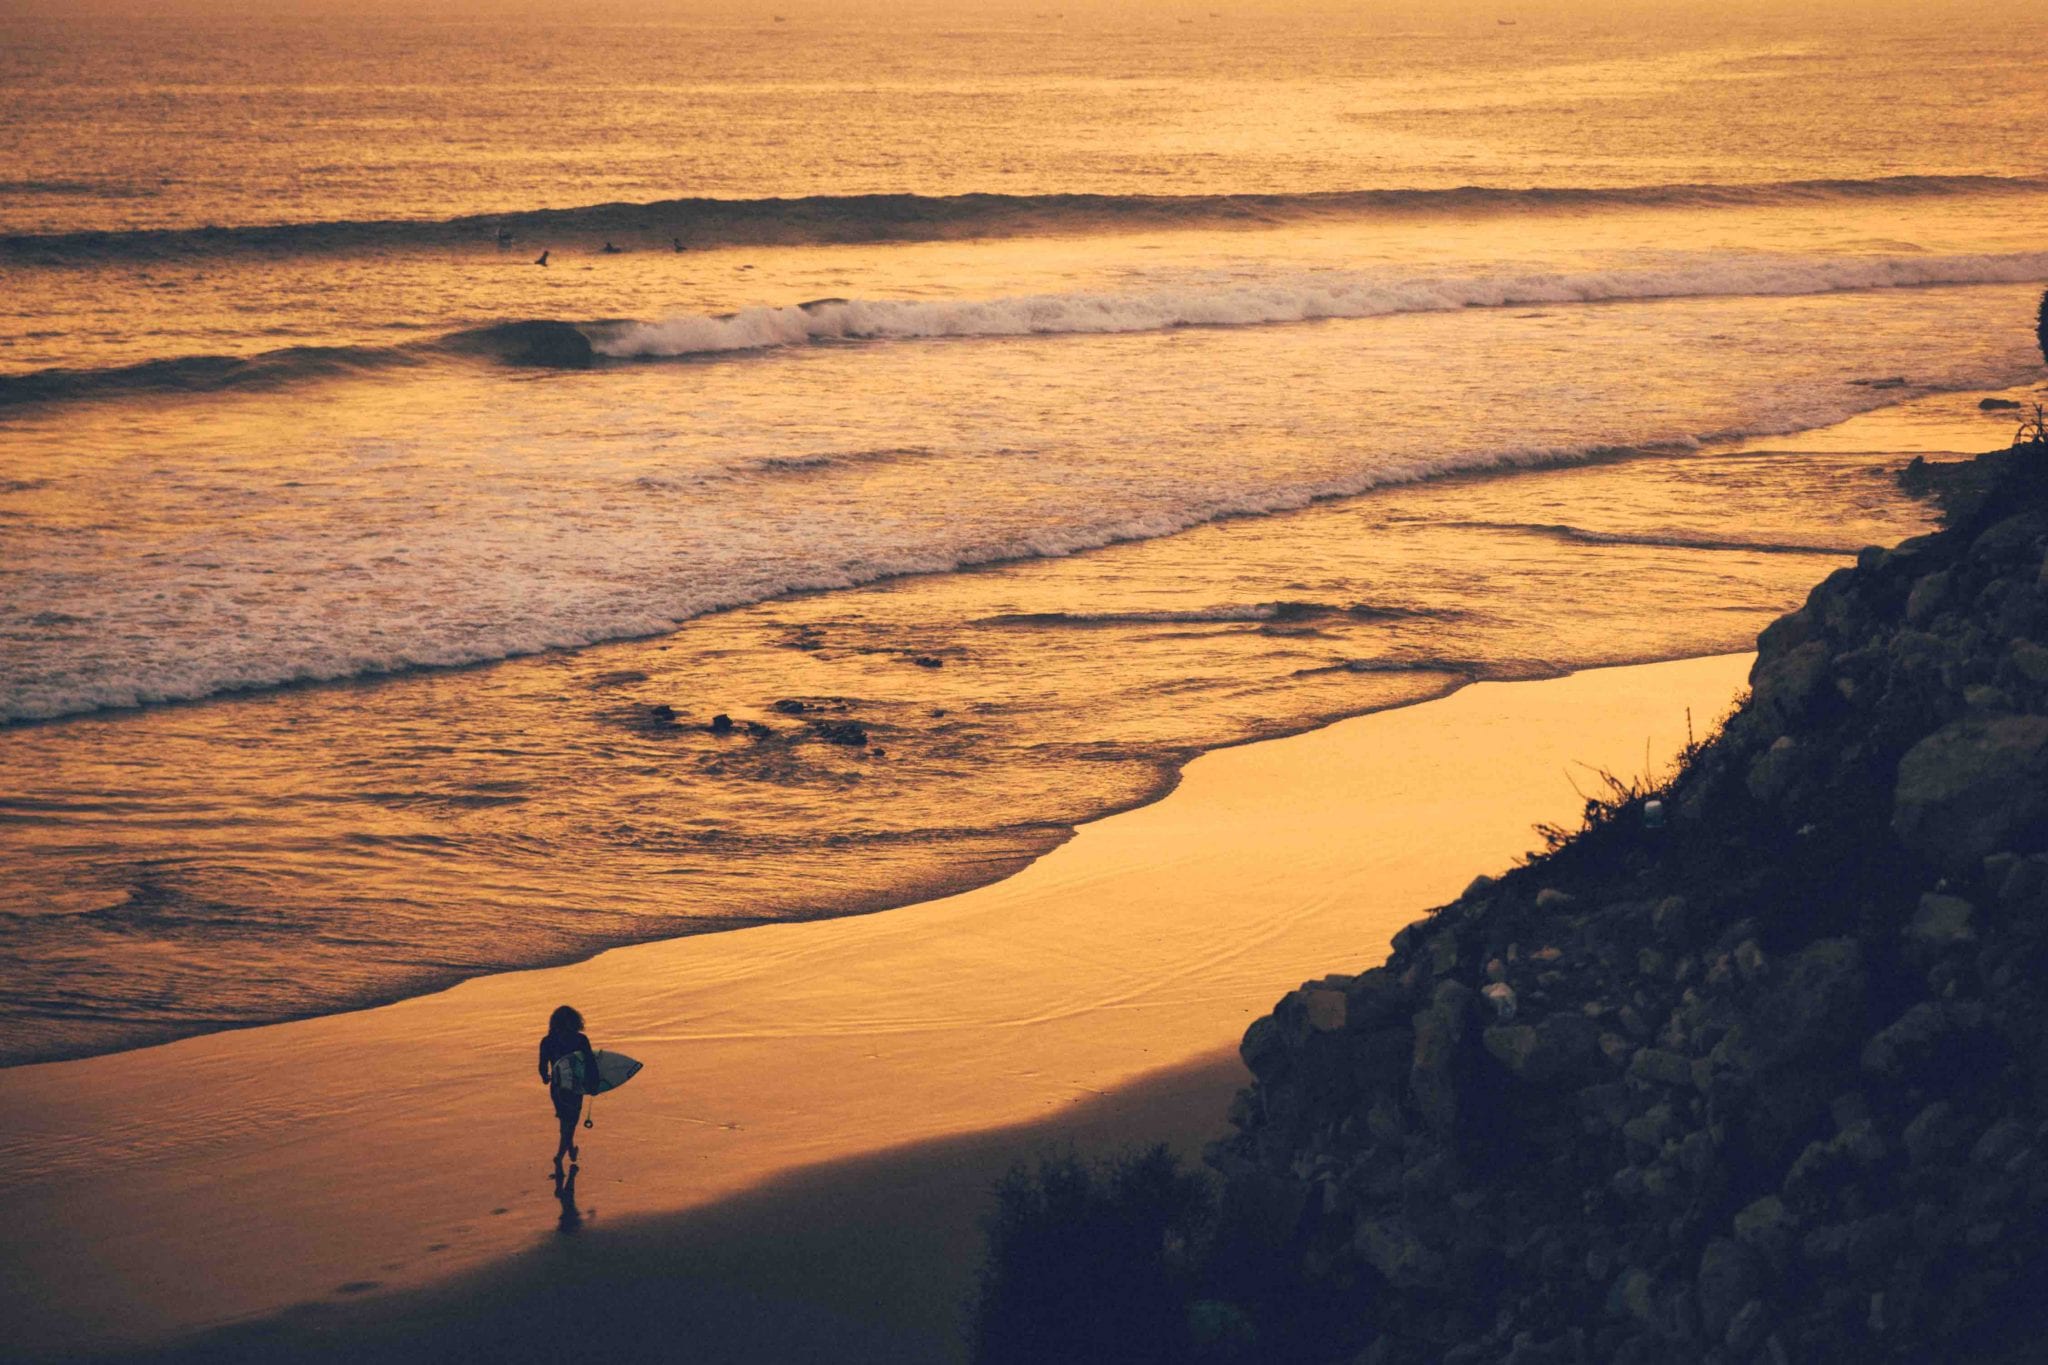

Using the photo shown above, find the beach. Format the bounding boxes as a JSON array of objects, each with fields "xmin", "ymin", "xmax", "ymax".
[
  {"xmin": 7, "ymin": 3, "xmax": 2048, "ymax": 1358},
  {"xmin": 4, "ymin": 653, "xmax": 1750, "ymax": 1362}
]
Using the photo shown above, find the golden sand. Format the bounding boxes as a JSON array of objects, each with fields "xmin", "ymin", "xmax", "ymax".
[{"xmin": 0, "ymin": 654, "xmax": 1751, "ymax": 1356}]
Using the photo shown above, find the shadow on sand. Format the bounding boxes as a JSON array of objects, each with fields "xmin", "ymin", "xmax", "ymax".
[{"xmin": 95, "ymin": 1051, "xmax": 1244, "ymax": 1365}]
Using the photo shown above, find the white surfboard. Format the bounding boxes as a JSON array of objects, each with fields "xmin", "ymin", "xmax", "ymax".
[
  {"xmin": 553, "ymin": 1049, "xmax": 644, "ymax": 1095},
  {"xmin": 589, "ymin": 1049, "xmax": 643, "ymax": 1095}
]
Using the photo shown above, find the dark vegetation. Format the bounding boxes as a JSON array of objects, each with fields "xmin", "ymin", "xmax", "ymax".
[{"xmin": 974, "ymin": 426, "xmax": 2048, "ymax": 1362}]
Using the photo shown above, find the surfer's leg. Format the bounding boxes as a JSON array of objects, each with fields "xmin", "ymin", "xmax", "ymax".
[{"xmin": 554, "ymin": 1113, "xmax": 575, "ymax": 1164}]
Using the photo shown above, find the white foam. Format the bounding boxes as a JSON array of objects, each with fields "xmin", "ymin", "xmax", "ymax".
[
  {"xmin": 597, "ymin": 251, "xmax": 2048, "ymax": 359},
  {"xmin": 5, "ymin": 265, "xmax": 2040, "ymax": 724}
]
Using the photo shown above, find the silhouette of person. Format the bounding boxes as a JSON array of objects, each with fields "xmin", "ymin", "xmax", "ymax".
[
  {"xmin": 534, "ymin": 249, "xmax": 550, "ymax": 267},
  {"xmin": 538, "ymin": 1004, "xmax": 598, "ymax": 1172},
  {"xmin": 601, "ymin": 241, "xmax": 623, "ymax": 254},
  {"xmin": 672, "ymin": 236, "xmax": 685, "ymax": 252}
]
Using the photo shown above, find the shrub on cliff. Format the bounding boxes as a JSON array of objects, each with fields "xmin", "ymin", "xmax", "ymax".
[{"xmin": 972, "ymin": 1145, "xmax": 1217, "ymax": 1364}]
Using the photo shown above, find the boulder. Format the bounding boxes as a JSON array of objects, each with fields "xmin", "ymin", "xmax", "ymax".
[
  {"xmin": 1733, "ymin": 1194, "xmax": 1800, "ymax": 1272},
  {"xmin": 1304, "ymin": 987, "xmax": 1347, "ymax": 1033},
  {"xmin": 1354, "ymin": 1216, "xmax": 1442, "ymax": 1287},
  {"xmin": 1893, "ymin": 716, "xmax": 2048, "ymax": 872},
  {"xmin": 1750, "ymin": 639, "xmax": 1832, "ymax": 727},
  {"xmin": 810, "ymin": 719, "xmax": 869, "ymax": 746},
  {"xmin": 1484, "ymin": 1024, "xmax": 1546, "ymax": 1080},
  {"xmin": 1904, "ymin": 571, "xmax": 1950, "ymax": 627},
  {"xmin": 1907, "ymin": 893, "xmax": 1976, "ymax": 949},
  {"xmin": 1628, "ymin": 1048, "xmax": 1694, "ymax": 1089},
  {"xmin": 1697, "ymin": 1239, "xmax": 1761, "ymax": 1341},
  {"xmin": 1752, "ymin": 938, "xmax": 1865, "ymax": 1064}
]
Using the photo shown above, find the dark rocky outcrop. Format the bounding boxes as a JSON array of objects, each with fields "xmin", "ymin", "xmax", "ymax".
[
  {"xmin": 1201, "ymin": 445, "xmax": 2048, "ymax": 1363},
  {"xmin": 809, "ymin": 719, "xmax": 869, "ymax": 747}
]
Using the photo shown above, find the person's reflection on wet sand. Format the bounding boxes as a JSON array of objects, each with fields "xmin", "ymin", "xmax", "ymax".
[{"xmin": 552, "ymin": 1166, "xmax": 583, "ymax": 1235}]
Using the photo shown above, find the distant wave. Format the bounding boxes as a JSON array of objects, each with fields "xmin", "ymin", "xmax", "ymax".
[
  {"xmin": 4, "ymin": 173, "xmax": 2045, "ymax": 265},
  {"xmin": 8, "ymin": 250, "xmax": 2044, "ymax": 412},
  {"xmin": 0, "ymin": 321, "xmax": 592, "ymax": 409}
]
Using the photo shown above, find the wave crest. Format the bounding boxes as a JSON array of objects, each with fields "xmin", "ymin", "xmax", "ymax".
[{"xmin": 596, "ymin": 251, "xmax": 2048, "ymax": 359}]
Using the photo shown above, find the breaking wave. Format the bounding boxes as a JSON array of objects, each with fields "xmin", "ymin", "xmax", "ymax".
[
  {"xmin": 8, "ymin": 250, "xmax": 2044, "ymax": 411},
  {"xmin": 593, "ymin": 251, "xmax": 2048, "ymax": 358}
]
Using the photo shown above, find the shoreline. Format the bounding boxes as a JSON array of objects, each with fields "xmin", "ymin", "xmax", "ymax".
[
  {"xmin": 2, "ymin": 652, "xmax": 1752, "ymax": 1361},
  {"xmin": 8, "ymin": 385, "xmax": 2009, "ymax": 1071}
]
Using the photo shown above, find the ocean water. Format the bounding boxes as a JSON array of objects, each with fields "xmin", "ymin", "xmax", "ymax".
[{"xmin": 3, "ymin": 0, "xmax": 2046, "ymax": 1066}]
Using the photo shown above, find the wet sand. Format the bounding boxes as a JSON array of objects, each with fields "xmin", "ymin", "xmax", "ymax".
[{"xmin": 0, "ymin": 653, "xmax": 1753, "ymax": 1363}]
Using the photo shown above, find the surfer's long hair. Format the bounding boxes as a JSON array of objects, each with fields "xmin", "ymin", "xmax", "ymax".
[{"xmin": 548, "ymin": 1004, "xmax": 584, "ymax": 1036}]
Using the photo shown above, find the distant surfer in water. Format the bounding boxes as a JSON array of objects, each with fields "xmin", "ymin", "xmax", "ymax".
[
  {"xmin": 534, "ymin": 249, "xmax": 549, "ymax": 267},
  {"xmin": 539, "ymin": 1005, "xmax": 599, "ymax": 1171},
  {"xmin": 601, "ymin": 241, "xmax": 623, "ymax": 254}
]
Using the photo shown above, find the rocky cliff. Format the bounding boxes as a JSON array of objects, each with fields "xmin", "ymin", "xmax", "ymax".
[{"xmin": 1212, "ymin": 446, "xmax": 2048, "ymax": 1364}]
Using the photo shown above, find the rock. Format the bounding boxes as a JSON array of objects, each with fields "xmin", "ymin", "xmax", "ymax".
[
  {"xmin": 649, "ymin": 703, "xmax": 679, "ymax": 725},
  {"xmin": 1482, "ymin": 982, "xmax": 1518, "ymax": 1021},
  {"xmin": 1239, "ymin": 1015, "xmax": 1286, "ymax": 1079},
  {"xmin": 1621, "ymin": 1102, "xmax": 1679, "ymax": 1154},
  {"xmin": 1461, "ymin": 873, "xmax": 1498, "ymax": 900},
  {"xmin": 2009, "ymin": 639, "xmax": 2048, "ymax": 685},
  {"xmin": 1411, "ymin": 1003, "xmax": 1464, "ymax": 1138},
  {"xmin": 1752, "ymin": 938, "xmax": 1864, "ymax": 1063},
  {"xmin": 1484, "ymin": 1023, "xmax": 1546, "ymax": 1079},
  {"xmin": 1801, "ymin": 1214, "xmax": 1906, "ymax": 1271},
  {"xmin": 1907, "ymin": 893, "xmax": 1976, "ymax": 949},
  {"xmin": 1734, "ymin": 1196, "xmax": 1799, "ymax": 1269},
  {"xmin": 1972, "ymin": 510, "xmax": 2048, "ymax": 564},
  {"xmin": 1535, "ymin": 888, "xmax": 1574, "ymax": 911},
  {"xmin": 1426, "ymin": 929, "xmax": 1461, "ymax": 977},
  {"xmin": 1964, "ymin": 684, "xmax": 2014, "ymax": 712},
  {"xmin": 1902, "ymin": 1100, "xmax": 1968, "ymax": 1165},
  {"xmin": 1652, "ymin": 896, "xmax": 1692, "ymax": 940},
  {"xmin": 772, "ymin": 698, "xmax": 809, "ymax": 714},
  {"xmin": 744, "ymin": 720, "xmax": 773, "ymax": 740},
  {"xmin": 1304, "ymin": 987, "xmax": 1347, "ymax": 1033},
  {"xmin": 1971, "ymin": 1118, "xmax": 2029, "ymax": 1170},
  {"xmin": 1725, "ymin": 1298, "xmax": 1769, "ymax": 1354},
  {"xmin": 1341, "ymin": 968, "xmax": 1415, "ymax": 1031},
  {"xmin": 1629, "ymin": 1048, "xmax": 1694, "ymax": 1089},
  {"xmin": 910, "ymin": 655, "xmax": 944, "ymax": 668},
  {"xmin": 810, "ymin": 719, "xmax": 869, "ymax": 746},
  {"xmin": 1997, "ymin": 854, "xmax": 2048, "ymax": 905},
  {"xmin": 1904, "ymin": 570, "xmax": 1951, "ymax": 626},
  {"xmin": 1353, "ymin": 1025, "xmax": 1415, "ymax": 1092},
  {"xmin": 1980, "ymin": 397, "xmax": 2023, "ymax": 410},
  {"xmin": 1354, "ymin": 1215, "xmax": 1442, "ymax": 1287},
  {"xmin": 1697, "ymin": 1239, "xmax": 1761, "ymax": 1341},
  {"xmin": 708, "ymin": 713, "xmax": 734, "ymax": 734},
  {"xmin": 1861, "ymin": 1000, "xmax": 1985, "ymax": 1081},
  {"xmin": 1750, "ymin": 639, "xmax": 1831, "ymax": 727},
  {"xmin": 1606, "ymin": 1267, "xmax": 1660, "ymax": 1329}
]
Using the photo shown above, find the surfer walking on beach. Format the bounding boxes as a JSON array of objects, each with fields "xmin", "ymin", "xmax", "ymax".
[{"xmin": 538, "ymin": 1005, "xmax": 599, "ymax": 1172}]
